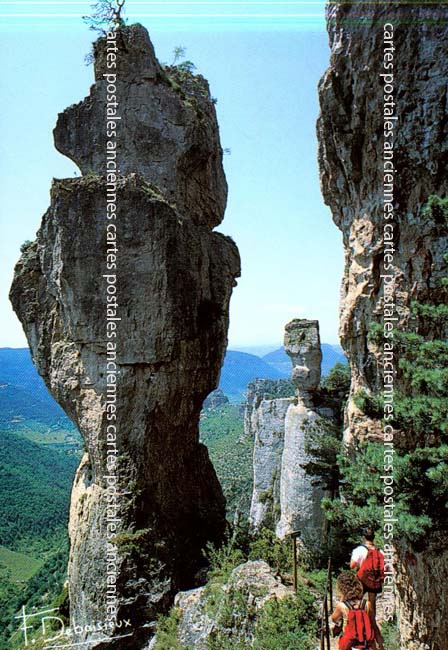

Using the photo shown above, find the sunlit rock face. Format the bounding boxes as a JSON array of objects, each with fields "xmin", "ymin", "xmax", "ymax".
[
  {"xmin": 246, "ymin": 379, "xmax": 293, "ymax": 532},
  {"xmin": 10, "ymin": 24, "xmax": 240, "ymax": 649},
  {"xmin": 317, "ymin": 4, "xmax": 448, "ymax": 648},
  {"xmin": 276, "ymin": 320, "xmax": 333, "ymax": 540},
  {"xmin": 246, "ymin": 321, "xmax": 338, "ymax": 541}
]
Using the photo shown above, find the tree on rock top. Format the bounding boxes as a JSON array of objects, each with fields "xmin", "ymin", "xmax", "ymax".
[{"xmin": 83, "ymin": 0, "xmax": 126, "ymax": 34}]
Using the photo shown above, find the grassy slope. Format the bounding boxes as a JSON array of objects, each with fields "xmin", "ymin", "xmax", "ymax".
[{"xmin": 0, "ymin": 546, "xmax": 42, "ymax": 583}]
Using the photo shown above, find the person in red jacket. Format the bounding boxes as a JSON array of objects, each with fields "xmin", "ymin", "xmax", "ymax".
[
  {"xmin": 350, "ymin": 527, "xmax": 385, "ymax": 650},
  {"xmin": 330, "ymin": 572, "xmax": 378, "ymax": 650},
  {"xmin": 350, "ymin": 527, "xmax": 385, "ymax": 613}
]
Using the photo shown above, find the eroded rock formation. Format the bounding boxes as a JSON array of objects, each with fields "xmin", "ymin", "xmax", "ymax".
[
  {"xmin": 10, "ymin": 24, "xmax": 240, "ymax": 649},
  {"xmin": 246, "ymin": 322, "xmax": 338, "ymax": 540},
  {"xmin": 246, "ymin": 379, "xmax": 294, "ymax": 531},
  {"xmin": 202, "ymin": 388, "xmax": 229, "ymax": 411},
  {"xmin": 55, "ymin": 26, "xmax": 226, "ymax": 229},
  {"xmin": 276, "ymin": 319, "xmax": 334, "ymax": 539},
  {"xmin": 317, "ymin": 4, "xmax": 448, "ymax": 648}
]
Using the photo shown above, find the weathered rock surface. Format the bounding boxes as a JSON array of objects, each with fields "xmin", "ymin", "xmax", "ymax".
[
  {"xmin": 276, "ymin": 320, "xmax": 333, "ymax": 539},
  {"xmin": 317, "ymin": 4, "xmax": 448, "ymax": 648},
  {"xmin": 55, "ymin": 25, "xmax": 226, "ymax": 229},
  {"xmin": 10, "ymin": 24, "xmax": 239, "ymax": 650},
  {"xmin": 246, "ymin": 322, "xmax": 338, "ymax": 539},
  {"xmin": 318, "ymin": 4, "xmax": 448, "ymax": 446},
  {"xmin": 246, "ymin": 379, "xmax": 294, "ymax": 531},
  {"xmin": 202, "ymin": 388, "xmax": 229, "ymax": 410},
  {"xmin": 169, "ymin": 561, "xmax": 292, "ymax": 649},
  {"xmin": 285, "ymin": 319, "xmax": 322, "ymax": 396}
]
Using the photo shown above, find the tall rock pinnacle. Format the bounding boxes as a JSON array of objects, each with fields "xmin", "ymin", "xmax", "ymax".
[
  {"xmin": 10, "ymin": 24, "xmax": 240, "ymax": 649},
  {"xmin": 276, "ymin": 319, "xmax": 330, "ymax": 539}
]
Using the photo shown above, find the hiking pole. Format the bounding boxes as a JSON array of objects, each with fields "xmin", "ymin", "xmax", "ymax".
[
  {"xmin": 320, "ymin": 566, "xmax": 328, "ymax": 650},
  {"xmin": 324, "ymin": 592, "xmax": 331, "ymax": 650},
  {"xmin": 320, "ymin": 608, "xmax": 325, "ymax": 650},
  {"xmin": 290, "ymin": 530, "xmax": 301, "ymax": 593},
  {"xmin": 323, "ymin": 557, "xmax": 332, "ymax": 650},
  {"xmin": 320, "ymin": 590, "xmax": 330, "ymax": 650},
  {"xmin": 328, "ymin": 557, "xmax": 333, "ymax": 610}
]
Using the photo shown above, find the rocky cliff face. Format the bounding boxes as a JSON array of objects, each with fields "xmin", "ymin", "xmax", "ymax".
[
  {"xmin": 55, "ymin": 26, "xmax": 226, "ymax": 229},
  {"xmin": 10, "ymin": 24, "xmax": 240, "ymax": 649},
  {"xmin": 162, "ymin": 561, "xmax": 292, "ymax": 649},
  {"xmin": 202, "ymin": 388, "xmax": 229, "ymax": 411},
  {"xmin": 276, "ymin": 320, "xmax": 334, "ymax": 540},
  {"xmin": 317, "ymin": 4, "xmax": 448, "ymax": 648},
  {"xmin": 246, "ymin": 379, "xmax": 294, "ymax": 531},
  {"xmin": 246, "ymin": 322, "xmax": 337, "ymax": 540}
]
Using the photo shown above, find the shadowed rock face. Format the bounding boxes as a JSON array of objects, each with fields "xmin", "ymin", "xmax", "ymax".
[
  {"xmin": 10, "ymin": 24, "xmax": 239, "ymax": 650},
  {"xmin": 317, "ymin": 4, "xmax": 448, "ymax": 648}
]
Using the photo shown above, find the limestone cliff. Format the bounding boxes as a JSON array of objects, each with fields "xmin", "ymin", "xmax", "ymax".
[
  {"xmin": 317, "ymin": 3, "xmax": 448, "ymax": 648},
  {"xmin": 246, "ymin": 379, "xmax": 294, "ymax": 531},
  {"xmin": 202, "ymin": 388, "xmax": 229, "ymax": 411},
  {"xmin": 276, "ymin": 319, "xmax": 335, "ymax": 540},
  {"xmin": 10, "ymin": 24, "xmax": 240, "ymax": 649},
  {"xmin": 246, "ymin": 322, "xmax": 338, "ymax": 540}
]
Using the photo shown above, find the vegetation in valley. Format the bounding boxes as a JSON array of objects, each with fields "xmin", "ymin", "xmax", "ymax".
[
  {"xmin": 200, "ymin": 404, "xmax": 253, "ymax": 520},
  {"xmin": 0, "ymin": 432, "xmax": 77, "ymax": 648},
  {"xmin": 0, "ymin": 433, "xmax": 78, "ymax": 552}
]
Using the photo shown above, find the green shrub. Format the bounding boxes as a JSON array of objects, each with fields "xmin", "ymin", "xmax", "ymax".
[
  {"xmin": 248, "ymin": 528, "xmax": 291, "ymax": 577},
  {"xmin": 421, "ymin": 194, "xmax": 448, "ymax": 225},
  {"xmin": 321, "ymin": 441, "xmax": 385, "ymax": 545},
  {"xmin": 302, "ymin": 568, "xmax": 328, "ymax": 595},
  {"xmin": 381, "ymin": 619, "xmax": 400, "ymax": 650},
  {"xmin": 321, "ymin": 362, "xmax": 350, "ymax": 396},
  {"xmin": 258, "ymin": 489, "xmax": 273, "ymax": 504},
  {"xmin": 205, "ymin": 578, "xmax": 318, "ymax": 650},
  {"xmin": 112, "ymin": 528, "xmax": 152, "ymax": 555},
  {"xmin": 154, "ymin": 608, "xmax": 183, "ymax": 650},
  {"xmin": 204, "ymin": 539, "xmax": 246, "ymax": 585},
  {"xmin": 20, "ymin": 240, "xmax": 33, "ymax": 253},
  {"xmin": 253, "ymin": 588, "xmax": 318, "ymax": 650}
]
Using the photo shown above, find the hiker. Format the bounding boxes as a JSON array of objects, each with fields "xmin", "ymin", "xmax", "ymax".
[
  {"xmin": 350, "ymin": 527, "xmax": 385, "ymax": 615},
  {"xmin": 329, "ymin": 571, "xmax": 383, "ymax": 650}
]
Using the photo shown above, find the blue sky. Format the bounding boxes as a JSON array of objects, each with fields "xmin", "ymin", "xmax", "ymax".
[{"xmin": 0, "ymin": 1, "xmax": 344, "ymax": 349}]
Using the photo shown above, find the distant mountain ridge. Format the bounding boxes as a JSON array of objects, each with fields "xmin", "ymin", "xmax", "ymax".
[
  {"xmin": 0, "ymin": 345, "xmax": 346, "ymax": 412},
  {"xmin": 219, "ymin": 350, "xmax": 284, "ymax": 401},
  {"xmin": 262, "ymin": 343, "xmax": 346, "ymax": 378}
]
